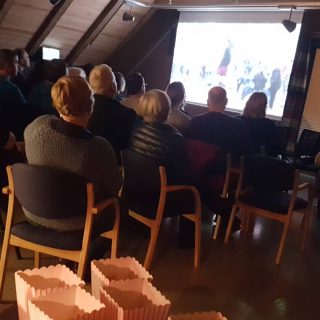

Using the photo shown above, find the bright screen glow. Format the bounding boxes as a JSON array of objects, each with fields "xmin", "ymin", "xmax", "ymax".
[
  {"xmin": 170, "ymin": 20, "xmax": 301, "ymax": 119},
  {"xmin": 42, "ymin": 47, "xmax": 60, "ymax": 60}
]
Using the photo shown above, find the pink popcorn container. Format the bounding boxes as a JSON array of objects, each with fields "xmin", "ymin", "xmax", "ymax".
[
  {"xmin": 100, "ymin": 278, "xmax": 171, "ymax": 320},
  {"xmin": 91, "ymin": 256, "xmax": 153, "ymax": 300},
  {"xmin": 27, "ymin": 286, "xmax": 107, "ymax": 320},
  {"xmin": 168, "ymin": 311, "xmax": 228, "ymax": 320},
  {"xmin": 15, "ymin": 264, "xmax": 85, "ymax": 320}
]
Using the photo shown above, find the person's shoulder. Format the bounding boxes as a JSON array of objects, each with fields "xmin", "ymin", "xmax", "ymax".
[{"xmin": 28, "ymin": 115, "xmax": 54, "ymax": 126}]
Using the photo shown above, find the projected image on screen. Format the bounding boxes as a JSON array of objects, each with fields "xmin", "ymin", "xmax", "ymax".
[{"xmin": 170, "ymin": 22, "xmax": 301, "ymax": 118}]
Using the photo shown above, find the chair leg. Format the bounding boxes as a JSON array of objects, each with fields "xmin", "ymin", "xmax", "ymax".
[
  {"xmin": 194, "ymin": 216, "xmax": 201, "ymax": 268},
  {"xmin": 275, "ymin": 222, "xmax": 290, "ymax": 265},
  {"xmin": 144, "ymin": 223, "xmax": 160, "ymax": 270},
  {"xmin": 212, "ymin": 214, "xmax": 221, "ymax": 240},
  {"xmin": 301, "ymin": 210, "xmax": 311, "ymax": 250},
  {"xmin": 224, "ymin": 205, "xmax": 238, "ymax": 243},
  {"xmin": 15, "ymin": 247, "xmax": 23, "ymax": 260},
  {"xmin": 34, "ymin": 252, "xmax": 40, "ymax": 269},
  {"xmin": 245, "ymin": 212, "xmax": 251, "ymax": 232},
  {"xmin": 0, "ymin": 233, "xmax": 11, "ymax": 301},
  {"xmin": 241, "ymin": 210, "xmax": 247, "ymax": 232},
  {"xmin": 77, "ymin": 253, "xmax": 87, "ymax": 280},
  {"xmin": 110, "ymin": 232, "xmax": 118, "ymax": 259}
]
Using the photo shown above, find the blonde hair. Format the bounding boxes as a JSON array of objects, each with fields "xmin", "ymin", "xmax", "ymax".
[
  {"xmin": 243, "ymin": 92, "xmax": 267, "ymax": 119},
  {"xmin": 138, "ymin": 89, "xmax": 171, "ymax": 123},
  {"xmin": 51, "ymin": 76, "xmax": 94, "ymax": 117},
  {"xmin": 88, "ymin": 64, "xmax": 116, "ymax": 95}
]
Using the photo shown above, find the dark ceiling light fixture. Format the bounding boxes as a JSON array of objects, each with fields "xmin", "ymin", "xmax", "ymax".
[
  {"xmin": 49, "ymin": 0, "xmax": 62, "ymax": 5},
  {"xmin": 123, "ymin": 5, "xmax": 135, "ymax": 22},
  {"xmin": 282, "ymin": 6, "xmax": 297, "ymax": 32}
]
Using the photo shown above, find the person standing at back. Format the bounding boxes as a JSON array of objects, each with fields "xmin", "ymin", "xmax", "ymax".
[
  {"xmin": 88, "ymin": 64, "xmax": 136, "ymax": 159},
  {"xmin": 11, "ymin": 48, "xmax": 31, "ymax": 97},
  {"xmin": 121, "ymin": 73, "xmax": 146, "ymax": 114}
]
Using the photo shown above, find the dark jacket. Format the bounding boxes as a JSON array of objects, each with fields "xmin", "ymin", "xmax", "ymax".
[
  {"xmin": 129, "ymin": 119, "xmax": 189, "ymax": 185},
  {"xmin": 238, "ymin": 115, "xmax": 281, "ymax": 156},
  {"xmin": 0, "ymin": 78, "xmax": 36, "ymax": 140},
  {"xmin": 88, "ymin": 94, "xmax": 137, "ymax": 154},
  {"xmin": 187, "ymin": 111, "xmax": 256, "ymax": 157}
]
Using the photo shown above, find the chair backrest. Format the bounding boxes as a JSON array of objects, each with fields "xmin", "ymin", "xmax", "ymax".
[
  {"xmin": 296, "ymin": 129, "xmax": 320, "ymax": 157},
  {"xmin": 277, "ymin": 126, "xmax": 291, "ymax": 155},
  {"xmin": 243, "ymin": 154, "xmax": 295, "ymax": 193},
  {"xmin": 11, "ymin": 163, "xmax": 89, "ymax": 219},
  {"xmin": 121, "ymin": 149, "xmax": 162, "ymax": 194}
]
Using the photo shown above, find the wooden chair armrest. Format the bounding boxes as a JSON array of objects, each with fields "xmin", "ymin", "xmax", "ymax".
[
  {"xmin": 92, "ymin": 197, "xmax": 119, "ymax": 214},
  {"xmin": 297, "ymin": 182, "xmax": 309, "ymax": 191},
  {"xmin": 165, "ymin": 185, "xmax": 199, "ymax": 194},
  {"xmin": 2, "ymin": 186, "xmax": 10, "ymax": 195}
]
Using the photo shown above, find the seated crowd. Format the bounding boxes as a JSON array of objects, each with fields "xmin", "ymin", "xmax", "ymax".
[{"xmin": 0, "ymin": 47, "xmax": 283, "ymax": 264}]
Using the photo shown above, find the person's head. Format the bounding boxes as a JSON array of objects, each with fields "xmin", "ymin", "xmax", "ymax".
[
  {"xmin": 89, "ymin": 64, "xmax": 117, "ymax": 97},
  {"xmin": 243, "ymin": 92, "xmax": 267, "ymax": 119},
  {"xmin": 207, "ymin": 86, "xmax": 228, "ymax": 112},
  {"xmin": 14, "ymin": 48, "xmax": 30, "ymax": 70},
  {"xmin": 166, "ymin": 81, "xmax": 186, "ymax": 109},
  {"xmin": 114, "ymin": 71, "xmax": 126, "ymax": 94},
  {"xmin": 44, "ymin": 59, "xmax": 68, "ymax": 83},
  {"xmin": 126, "ymin": 73, "xmax": 145, "ymax": 96},
  {"xmin": 51, "ymin": 76, "xmax": 94, "ymax": 126},
  {"xmin": 0, "ymin": 49, "xmax": 19, "ymax": 79},
  {"xmin": 138, "ymin": 89, "xmax": 171, "ymax": 123},
  {"xmin": 67, "ymin": 66, "xmax": 87, "ymax": 79}
]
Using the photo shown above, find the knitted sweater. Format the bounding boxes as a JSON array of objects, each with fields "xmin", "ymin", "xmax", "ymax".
[{"xmin": 24, "ymin": 115, "xmax": 122, "ymax": 230}]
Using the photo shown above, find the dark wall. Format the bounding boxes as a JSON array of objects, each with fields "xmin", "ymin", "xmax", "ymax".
[{"xmin": 107, "ymin": 9, "xmax": 179, "ymax": 91}]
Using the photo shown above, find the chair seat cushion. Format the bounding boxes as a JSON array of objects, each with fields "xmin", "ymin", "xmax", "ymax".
[
  {"xmin": 11, "ymin": 221, "xmax": 84, "ymax": 250},
  {"xmin": 238, "ymin": 192, "xmax": 307, "ymax": 214},
  {"xmin": 123, "ymin": 188, "xmax": 196, "ymax": 219}
]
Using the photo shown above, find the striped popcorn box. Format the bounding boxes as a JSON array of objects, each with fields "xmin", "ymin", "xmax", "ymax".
[
  {"xmin": 15, "ymin": 264, "xmax": 84, "ymax": 320},
  {"xmin": 100, "ymin": 278, "xmax": 171, "ymax": 320},
  {"xmin": 28, "ymin": 286, "xmax": 107, "ymax": 320},
  {"xmin": 91, "ymin": 256, "xmax": 153, "ymax": 299}
]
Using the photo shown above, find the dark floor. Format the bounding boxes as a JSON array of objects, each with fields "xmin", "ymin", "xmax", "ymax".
[{"xmin": 0, "ymin": 204, "xmax": 320, "ymax": 320}]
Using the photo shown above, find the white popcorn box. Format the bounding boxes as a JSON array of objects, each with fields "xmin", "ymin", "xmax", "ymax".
[
  {"xmin": 91, "ymin": 256, "xmax": 153, "ymax": 299},
  {"xmin": 15, "ymin": 264, "xmax": 85, "ymax": 320},
  {"xmin": 168, "ymin": 311, "xmax": 228, "ymax": 320},
  {"xmin": 28, "ymin": 286, "xmax": 107, "ymax": 320},
  {"xmin": 100, "ymin": 278, "xmax": 171, "ymax": 320}
]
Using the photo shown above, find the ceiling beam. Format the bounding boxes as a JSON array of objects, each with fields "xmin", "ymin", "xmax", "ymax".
[
  {"xmin": 26, "ymin": 0, "xmax": 73, "ymax": 56},
  {"xmin": 0, "ymin": 0, "xmax": 14, "ymax": 25},
  {"xmin": 65, "ymin": 0, "xmax": 123, "ymax": 64}
]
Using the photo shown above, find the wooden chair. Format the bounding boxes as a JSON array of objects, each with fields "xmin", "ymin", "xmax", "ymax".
[
  {"xmin": 121, "ymin": 149, "xmax": 201, "ymax": 270},
  {"xmin": 0, "ymin": 164, "xmax": 120, "ymax": 299},
  {"xmin": 185, "ymin": 139, "xmax": 243, "ymax": 239},
  {"xmin": 224, "ymin": 155, "xmax": 313, "ymax": 264}
]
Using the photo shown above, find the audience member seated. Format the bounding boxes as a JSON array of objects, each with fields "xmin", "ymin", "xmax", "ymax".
[
  {"xmin": 237, "ymin": 92, "xmax": 281, "ymax": 156},
  {"xmin": 114, "ymin": 71, "xmax": 126, "ymax": 101},
  {"xmin": 0, "ymin": 127, "xmax": 25, "ymax": 210},
  {"xmin": 122, "ymin": 72, "xmax": 146, "ymax": 114},
  {"xmin": 68, "ymin": 66, "xmax": 87, "ymax": 79},
  {"xmin": 24, "ymin": 76, "xmax": 122, "ymax": 257},
  {"xmin": 28, "ymin": 59, "xmax": 67, "ymax": 116},
  {"xmin": 129, "ymin": 89, "xmax": 188, "ymax": 185},
  {"xmin": 0, "ymin": 49, "xmax": 36, "ymax": 140},
  {"xmin": 188, "ymin": 86, "xmax": 256, "ymax": 162},
  {"xmin": 166, "ymin": 81, "xmax": 190, "ymax": 135},
  {"xmin": 88, "ymin": 64, "xmax": 136, "ymax": 158},
  {"xmin": 11, "ymin": 48, "xmax": 31, "ymax": 97}
]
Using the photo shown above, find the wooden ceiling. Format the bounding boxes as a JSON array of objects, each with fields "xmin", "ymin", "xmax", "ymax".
[{"xmin": 0, "ymin": 0, "xmax": 319, "ymax": 66}]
